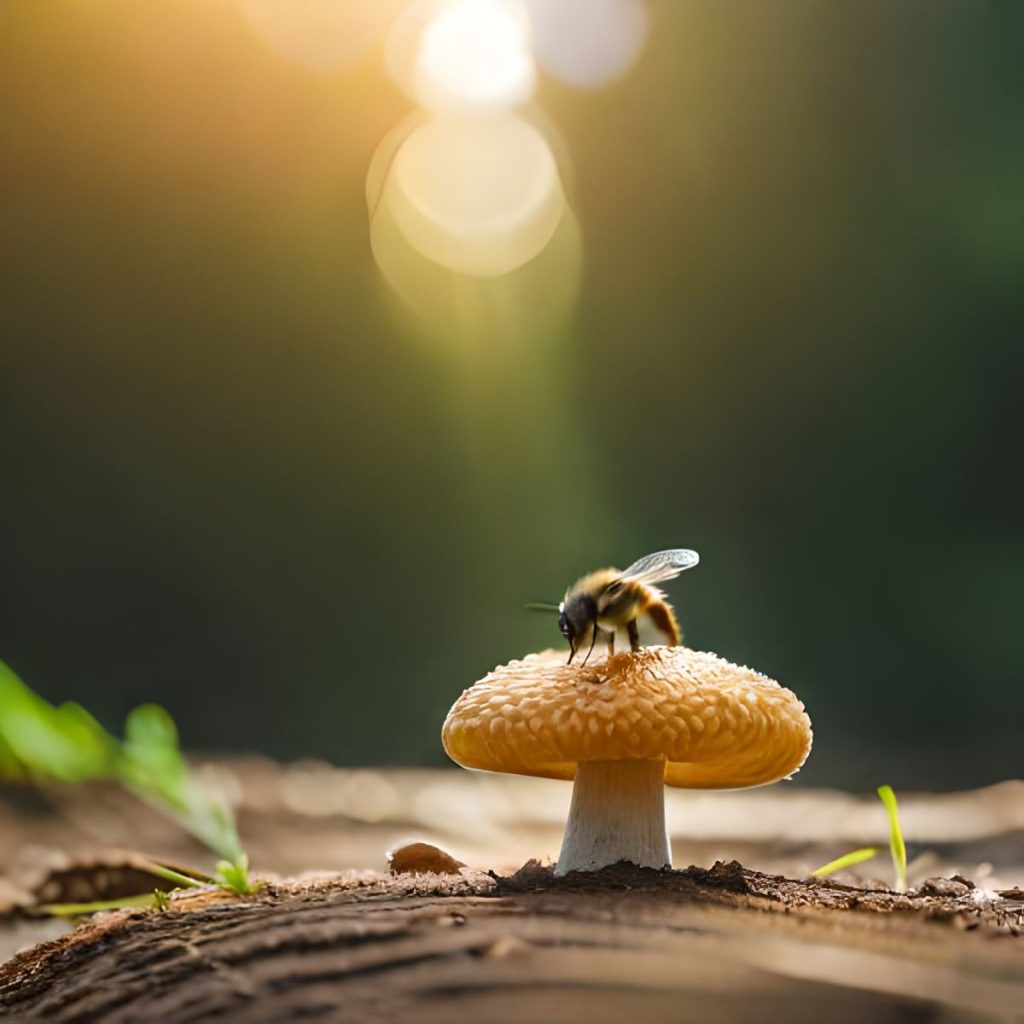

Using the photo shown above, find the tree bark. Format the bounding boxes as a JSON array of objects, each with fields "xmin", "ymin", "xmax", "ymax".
[{"xmin": 1, "ymin": 862, "xmax": 1020, "ymax": 1023}]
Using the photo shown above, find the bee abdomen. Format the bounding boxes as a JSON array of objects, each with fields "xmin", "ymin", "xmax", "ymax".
[{"xmin": 645, "ymin": 600, "xmax": 681, "ymax": 646}]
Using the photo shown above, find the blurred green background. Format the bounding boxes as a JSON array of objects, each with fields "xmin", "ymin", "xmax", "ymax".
[{"xmin": 1, "ymin": 0, "xmax": 1021, "ymax": 790}]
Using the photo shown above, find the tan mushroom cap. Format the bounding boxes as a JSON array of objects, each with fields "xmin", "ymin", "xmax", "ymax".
[{"xmin": 443, "ymin": 647, "xmax": 812, "ymax": 789}]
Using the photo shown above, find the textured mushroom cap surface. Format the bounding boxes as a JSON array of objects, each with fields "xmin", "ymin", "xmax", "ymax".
[{"xmin": 442, "ymin": 647, "xmax": 812, "ymax": 789}]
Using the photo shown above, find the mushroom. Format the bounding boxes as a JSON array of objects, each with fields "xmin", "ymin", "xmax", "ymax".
[{"xmin": 442, "ymin": 646, "xmax": 812, "ymax": 876}]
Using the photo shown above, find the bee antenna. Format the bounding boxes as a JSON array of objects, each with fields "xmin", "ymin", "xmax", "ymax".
[{"xmin": 524, "ymin": 602, "xmax": 560, "ymax": 613}]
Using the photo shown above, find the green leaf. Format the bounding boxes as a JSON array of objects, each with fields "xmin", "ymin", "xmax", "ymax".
[
  {"xmin": 120, "ymin": 703, "xmax": 245, "ymax": 865},
  {"xmin": 0, "ymin": 731, "xmax": 22, "ymax": 778},
  {"xmin": 0, "ymin": 663, "xmax": 119, "ymax": 781},
  {"xmin": 0, "ymin": 660, "xmax": 251, "ymax": 896},
  {"xmin": 877, "ymin": 784, "xmax": 908, "ymax": 894},
  {"xmin": 120, "ymin": 704, "xmax": 189, "ymax": 806},
  {"xmin": 811, "ymin": 847, "xmax": 878, "ymax": 877}
]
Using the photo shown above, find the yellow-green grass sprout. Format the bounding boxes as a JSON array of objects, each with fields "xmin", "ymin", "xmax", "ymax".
[
  {"xmin": 145, "ymin": 862, "xmax": 208, "ymax": 890},
  {"xmin": 810, "ymin": 846, "xmax": 879, "ymax": 878},
  {"xmin": 810, "ymin": 785, "xmax": 909, "ymax": 892},
  {"xmin": 877, "ymin": 783, "xmax": 908, "ymax": 894},
  {"xmin": 39, "ymin": 892, "xmax": 166, "ymax": 917}
]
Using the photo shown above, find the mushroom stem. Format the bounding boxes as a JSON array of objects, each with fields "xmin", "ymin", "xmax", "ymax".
[{"xmin": 555, "ymin": 759, "xmax": 670, "ymax": 876}]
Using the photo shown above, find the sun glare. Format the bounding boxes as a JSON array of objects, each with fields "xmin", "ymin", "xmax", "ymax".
[{"xmin": 413, "ymin": 0, "xmax": 535, "ymax": 114}]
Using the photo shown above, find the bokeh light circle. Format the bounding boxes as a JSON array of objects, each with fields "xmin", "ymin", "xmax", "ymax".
[
  {"xmin": 523, "ymin": 0, "xmax": 649, "ymax": 88},
  {"xmin": 241, "ymin": 0, "xmax": 405, "ymax": 72},
  {"xmin": 382, "ymin": 115, "xmax": 565, "ymax": 278},
  {"xmin": 388, "ymin": 0, "xmax": 536, "ymax": 115}
]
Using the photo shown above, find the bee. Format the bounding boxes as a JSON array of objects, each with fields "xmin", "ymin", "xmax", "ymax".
[{"xmin": 530, "ymin": 549, "xmax": 700, "ymax": 664}]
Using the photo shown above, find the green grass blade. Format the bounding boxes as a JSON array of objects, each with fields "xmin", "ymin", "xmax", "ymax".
[
  {"xmin": 39, "ymin": 893, "xmax": 161, "ymax": 916},
  {"xmin": 877, "ymin": 784, "xmax": 908, "ymax": 893},
  {"xmin": 143, "ymin": 862, "xmax": 209, "ymax": 889},
  {"xmin": 811, "ymin": 847, "xmax": 878, "ymax": 877}
]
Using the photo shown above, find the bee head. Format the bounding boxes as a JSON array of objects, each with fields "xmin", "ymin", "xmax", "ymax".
[
  {"xmin": 558, "ymin": 596, "xmax": 596, "ymax": 663},
  {"xmin": 557, "ymin": 606, "xmax": 574, "ymax": 656}
]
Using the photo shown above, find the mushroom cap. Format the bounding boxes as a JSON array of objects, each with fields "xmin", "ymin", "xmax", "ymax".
[{"xmin": 442, "ymin": 647, "xmax": 812, "ymax": 789}]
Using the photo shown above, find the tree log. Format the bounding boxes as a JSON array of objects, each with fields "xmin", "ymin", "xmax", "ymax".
[{"xmin": 1, "ymin": 862, "xmax": 1021, "ymax": 1023}]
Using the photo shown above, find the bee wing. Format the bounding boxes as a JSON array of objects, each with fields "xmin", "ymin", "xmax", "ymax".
[{"xmin": 619, "ymin": 549, "xmax": 700, "ymax": 586}]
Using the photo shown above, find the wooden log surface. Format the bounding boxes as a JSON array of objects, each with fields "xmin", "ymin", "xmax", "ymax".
[
  {"xmin": 1, "ymin": 862, "xmax": 1022, "ymax": 1022},
  {"xmin": 1, "ymin": 765, "xmax": 1022, "ymax": 1021}
]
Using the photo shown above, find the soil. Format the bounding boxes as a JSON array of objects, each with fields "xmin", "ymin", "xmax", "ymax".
[{"xmin": 0, "ymin": 860, "xmax": 1021, "ymax": 1023}]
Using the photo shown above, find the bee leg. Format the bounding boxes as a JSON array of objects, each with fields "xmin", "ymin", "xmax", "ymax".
[{"xmin": 627, "ymin": 619, "xmax": 640, "ymax": 652}]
